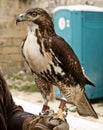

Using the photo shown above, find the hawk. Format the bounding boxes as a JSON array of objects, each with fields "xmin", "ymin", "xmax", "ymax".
[{"xmin": 16, "ymin": 8, "xmax": 98, "ymax": 119}]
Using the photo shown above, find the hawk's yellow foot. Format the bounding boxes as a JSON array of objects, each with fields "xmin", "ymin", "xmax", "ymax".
[
  {"xmin": 54, "ymin": 108, "xmax": 65, "ymax": 121},
  {"xmin": 49, "ymin": 100, "xmax": 67, "ymax": 121}
]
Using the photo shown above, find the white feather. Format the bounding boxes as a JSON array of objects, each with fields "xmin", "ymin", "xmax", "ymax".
[{"xmin": 22, "ymin": 24, "xmax": 65, "ymax": 76}]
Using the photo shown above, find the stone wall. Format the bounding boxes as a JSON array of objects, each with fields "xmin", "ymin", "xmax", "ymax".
[{"xmin": 0, "ymin": 0, "xmax": 103, "ymax": 75}]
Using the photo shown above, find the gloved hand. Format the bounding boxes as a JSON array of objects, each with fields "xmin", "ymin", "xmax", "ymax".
[
  {"xmin": 22, "ymin": 114, "xmax": 69, "ymax": 130},
  {"xmin": 8, "ymin": 111, "xmax": 69, "ymax": 130},
  {"xmin": 33, "ymin": 115, "xmax": 69, "ymax": 130}
]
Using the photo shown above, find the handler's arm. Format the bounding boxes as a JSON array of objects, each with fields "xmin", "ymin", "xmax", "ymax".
[{"xmin": 0, "ymin": 71, "xmax": 69, "ymax": 130}]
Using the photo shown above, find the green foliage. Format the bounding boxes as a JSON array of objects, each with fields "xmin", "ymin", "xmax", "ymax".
[
  {"xmin": 18, "ymin": 84, "xmax": 38, "ymax": 92},
  {"xmin": 9, "ymin": 84, "xmax": 38, "ymax": 92},
  {"xmin": 19, "ymin": 0, "xmax": 28, "ymax": 3},
  {"xmin": 6, "ymin": 71, "xmax": 38, "ymax": 92}
]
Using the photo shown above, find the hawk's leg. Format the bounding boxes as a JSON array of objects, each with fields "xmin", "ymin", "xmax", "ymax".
[
  {"xmin": 33, "ymin": 74, "xmax": 54, "ymax": 114},
  {"xmin": 41, "ymin": 99, "xmax": 50, "ymax": 113}
]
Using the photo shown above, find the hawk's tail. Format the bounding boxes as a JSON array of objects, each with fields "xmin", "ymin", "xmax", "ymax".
[
  {"xmin": 76, "ymin": 90, "xmax": 98, "ymax": 118},
  {"xmin": 85, "ymin": 75, "xmax": 95, "ymax": 86},
  {"xmin": 61, "ymin": 84, "xmax": 98, "ymax": 118}
]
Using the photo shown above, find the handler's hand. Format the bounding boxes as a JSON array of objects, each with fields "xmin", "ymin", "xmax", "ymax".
[{"xmin": 33, "ymin": 115, "xmax": 69, "ymax": 130}]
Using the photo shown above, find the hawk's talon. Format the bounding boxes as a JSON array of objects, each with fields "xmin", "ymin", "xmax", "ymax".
[
  {"xmin": 48, "ymin": 116, "xmax": 53, "ymax": 121},
  {"xmin": 39, "ymin": 109, "xmax": 54, "ymax": 116},
  {"xmin": 64, "ymin": 107, "xmax": 68, "ymax": 117},
  {"xmin": 48, "ymin": 108, "xmax": 66, "ymax": 121},
  {"xmin": 44, "ymin": 109, "xmax": 54, "ymax": 116}
]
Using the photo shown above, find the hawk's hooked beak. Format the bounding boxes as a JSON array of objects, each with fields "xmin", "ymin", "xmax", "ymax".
[{"xmin": 16, "ymin": 13, "xmax": 26, "ymax": 25}]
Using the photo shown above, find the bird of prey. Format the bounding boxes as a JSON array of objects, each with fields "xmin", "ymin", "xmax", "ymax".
[{"xmin": 16, "ymin": 8, "xmax": 98, "ymax": 119}]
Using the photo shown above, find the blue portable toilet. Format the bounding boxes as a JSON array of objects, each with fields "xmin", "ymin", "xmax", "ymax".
[{"xmin": 53, "ymin": 5, "xmax": 103, "ymax": 100}]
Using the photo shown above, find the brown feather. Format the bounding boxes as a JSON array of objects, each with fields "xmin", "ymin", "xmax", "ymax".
[{"xmin": 50, "ymin": 35, "xmax": 85, "ymax": 86}]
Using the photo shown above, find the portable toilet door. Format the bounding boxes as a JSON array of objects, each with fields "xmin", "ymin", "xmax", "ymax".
[{"xmin": 53, "ymin": 5, "xmax": 103, "ymax": 100}]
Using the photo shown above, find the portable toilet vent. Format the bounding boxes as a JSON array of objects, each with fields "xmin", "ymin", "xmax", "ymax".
[{"xmin": 53, "ymin": 5, "xmax": 103, "ymax": 100}]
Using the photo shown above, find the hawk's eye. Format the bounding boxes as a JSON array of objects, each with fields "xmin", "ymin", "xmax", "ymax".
[{"xmin": 31, "ymin": 12, "xmax": 37, "ymax": 17}]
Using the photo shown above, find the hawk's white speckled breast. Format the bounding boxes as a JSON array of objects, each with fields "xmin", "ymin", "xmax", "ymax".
[{"xmin": 22, "ymin": 29, "xmax": 52, "ymax": 73}]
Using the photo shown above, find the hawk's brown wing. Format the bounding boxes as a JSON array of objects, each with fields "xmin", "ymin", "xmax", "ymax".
[
  {"xmin": 50, "ymin": 35, "xmax": 98, "ymax": 118},
  {"xmin": 50, "ymin": 35, "xmax": 85, "ymax": 86}
]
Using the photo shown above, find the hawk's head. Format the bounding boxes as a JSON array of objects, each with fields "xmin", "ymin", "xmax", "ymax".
[{"xmin": 16, "ymin": 8, "xmax": 55, "ymax": 34}]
